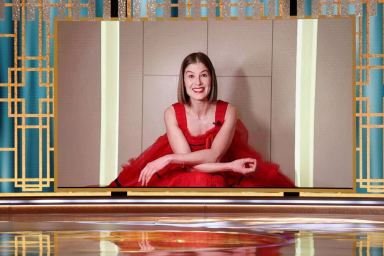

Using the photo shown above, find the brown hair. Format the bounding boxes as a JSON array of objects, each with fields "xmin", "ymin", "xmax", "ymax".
[{"xmin": 177, "ymin": 52, "xmax": 218, "ymax": 104}]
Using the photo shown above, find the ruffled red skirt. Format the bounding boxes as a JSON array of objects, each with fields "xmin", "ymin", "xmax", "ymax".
[{"xmin": 110, "ymin": 121, "xmax": 294, "ymax": 188}]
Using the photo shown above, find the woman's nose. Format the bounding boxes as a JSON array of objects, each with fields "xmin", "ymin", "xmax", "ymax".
[{"xmin": 195, "ymin": 76, "xmax": 202, "ymax": 84}]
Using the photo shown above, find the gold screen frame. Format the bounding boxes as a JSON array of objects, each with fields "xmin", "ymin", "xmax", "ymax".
[{"xmin": 53, "ymin": 15, "xmax": 357, "ymax": 197}]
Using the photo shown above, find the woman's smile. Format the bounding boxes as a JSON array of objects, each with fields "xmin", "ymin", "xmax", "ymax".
[
  {"xmin": 184, "ymin": 62, "xmax": 212, "ymax": 101},
  {"xmin": 192, "ymin": 87, "xmax": 205, "ymax": 93}
]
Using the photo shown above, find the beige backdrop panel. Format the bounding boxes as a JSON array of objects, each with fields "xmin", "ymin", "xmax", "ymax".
[
  {"xmin": 313, "ymin": 18, "xmax": 353, "ymax": 188},
  {"xmin": 144, "ymin": 21, "xmax": 208, "ymax": 76},
  {"xmin": 271, "ymin": 20, "xmax": 297, "ymax": 181},
  {"xmin": 142, "ymin": 76, "xmax": 179, "ymax": 149},
  {"xmin": 218, "ymin": 77, "xmax": 272, "ymax": 161},
  {"xmin": 208, "ymin": 20, "xmax": 273, "ymax": 76},
  {"xmin": 118, "ymin": 22, "xmax": 144, "ymax": 171},
  {"xmin": 57, "ymin": 22, "xmax": 101, "ymax": 187}
]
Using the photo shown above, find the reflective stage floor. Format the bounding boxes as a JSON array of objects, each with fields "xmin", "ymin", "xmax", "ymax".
[
  {"xmin": 3, "ymin": 214, "xmax": 384, "ymax": 255},
  {"xmin": 2, "ymin": 198, "xmax": 384, "ymax": 255}
]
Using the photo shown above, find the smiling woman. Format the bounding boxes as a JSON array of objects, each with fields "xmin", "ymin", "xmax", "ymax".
[
  {"xmin": 109, "ymin": 52, "xmax": 294, "ymax": 188},
  {"xmin": 56, "ymin": 18, "xmax": 354, "ymax": 190}
]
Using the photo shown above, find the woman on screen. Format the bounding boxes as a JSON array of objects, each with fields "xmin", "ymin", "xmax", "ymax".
[{"xmin": 109, "ymin": 52, "xmax": 294, "ymax": 187}]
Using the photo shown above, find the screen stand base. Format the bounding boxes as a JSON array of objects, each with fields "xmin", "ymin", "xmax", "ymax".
[
  {"xmin": 111, "ymin": 192, "xmax": 128, "ymax": 197},
  {"xmin": 283, "ymin": 192, "xmax": 300, "ymax": 197}
]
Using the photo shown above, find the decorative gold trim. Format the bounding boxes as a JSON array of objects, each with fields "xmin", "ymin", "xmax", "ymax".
[{"xmin": 53, "ymin": 16, "xmax": 357, "ymax": 196}]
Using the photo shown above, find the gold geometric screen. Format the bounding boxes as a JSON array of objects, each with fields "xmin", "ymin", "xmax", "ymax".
[
  {"xmin": 0, "ymin": 232, "xmax": 53, "ymax": 255},
  {"xmin": 355, "ymin": 1, "xmax": 384, "ymax": 193},
  {"xmin": 0, "ymin": 0, "xmax": 383, "ymax": 194}
]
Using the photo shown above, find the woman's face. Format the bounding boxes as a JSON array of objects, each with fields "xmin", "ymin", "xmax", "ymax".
[{"xmin": 184, "ymin": 62, "xmax": 212, "ymax": 102}]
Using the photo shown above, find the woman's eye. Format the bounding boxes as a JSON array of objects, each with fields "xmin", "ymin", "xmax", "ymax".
[
  {"xmin": 202, "ymin": 73, "xmax": 208, "ymax": 78},
  {"xmin": 188, "ymin": 75, "xmax": 194, "ymax": 79}
]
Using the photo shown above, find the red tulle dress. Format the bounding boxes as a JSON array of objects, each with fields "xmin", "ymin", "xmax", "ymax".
[{"xmin": 109, "ymin": 100, "xmax": 294, "ymax": 188}]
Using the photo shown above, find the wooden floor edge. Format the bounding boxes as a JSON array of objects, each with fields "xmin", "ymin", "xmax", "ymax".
[{"xmin": 2, "ymin": 204, "xmax": 384, "ymax": 215}]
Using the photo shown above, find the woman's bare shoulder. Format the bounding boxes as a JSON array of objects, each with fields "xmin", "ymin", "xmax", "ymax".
[
  {"xmin": 224, "ymin": 102, "xmax": 237, "ymax": 121},
  {"xmin": 164, "ymin": 105, "xmax": 177, "ymax": 125},
  {"xmin": 164, "ymin": 105, "xmax": 175, "ymax": 115}
]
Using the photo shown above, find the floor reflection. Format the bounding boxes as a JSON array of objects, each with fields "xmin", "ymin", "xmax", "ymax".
[
  {"xmin": 103, "ymin": 230, "xmax": 293, "ymax": 254},
  {"xmin": 2, "ymin": 216, "xmax": 384, "ymax": 255},
  {"xmin": 1, "ymin": 230, "xmax": 294, "ymax": 255}
]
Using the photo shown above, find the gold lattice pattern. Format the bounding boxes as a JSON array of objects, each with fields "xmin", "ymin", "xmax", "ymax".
[
  {"xmin": 0, "ymin": 232, "xmax": 52, "ymax": 254},
  {"xmin": 355, "ymin": 5, "xmax": 384, "ymax": 192},
  {"xmin": 0, "ymin": 1, "xmax": 55, "ymax": 191},
  {"xmin": 0, "ymin": 0, "xmax": 383, "ymax": 193}
]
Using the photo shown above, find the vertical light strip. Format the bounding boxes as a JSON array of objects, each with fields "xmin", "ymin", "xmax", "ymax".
[
  {"xmin": 295, "ymin": 20, "xmax": 303, "ymax": 186},
  {"xmin": 306, "ymin": 19, "xmax": 317, "ymax": 187},
  {"xmin": 100, "ymin": 232, "xmax": 119, "ymax": 256},
  {"xmin": 295, "ymin": 231, "xmax": 315, "ymax": 256},
  {"xmin": 295, "ymin": 19, "xmax": 318, "ymax": 187},
  {"xmin": 100, "ymin": 21, "xmax": 120, "ymax": 186}
]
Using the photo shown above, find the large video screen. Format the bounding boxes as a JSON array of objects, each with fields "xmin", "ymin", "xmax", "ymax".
[{"xmin": 55, "ymin": 18, "xmax": 354, "ymax": 191}]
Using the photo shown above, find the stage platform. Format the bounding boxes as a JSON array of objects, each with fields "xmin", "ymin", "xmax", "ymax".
[{"xmin": 1, "ymin": 197, "xmax": 384, "ymax": 255}]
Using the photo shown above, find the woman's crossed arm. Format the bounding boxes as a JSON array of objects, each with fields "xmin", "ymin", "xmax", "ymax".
[{"xmin": 138, "ymin": 104, "xmax": 255, "ymax": 186}]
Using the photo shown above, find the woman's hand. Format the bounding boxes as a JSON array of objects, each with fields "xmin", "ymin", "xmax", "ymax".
[
  {"xmin": 139, "ymin": 155, "xmax": 172, "ymax": 186},
  {"xmin": 230, "ymin": 158, "xmax": 257, "ymax": 174}
]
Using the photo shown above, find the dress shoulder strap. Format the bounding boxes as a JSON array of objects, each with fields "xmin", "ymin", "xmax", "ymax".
[
  {"xmin": 215, "ymin": 100, "xmax": 228, "ymax": 125},
  {"xmin": 172, "ymin": 102, "xmax": 187, "ymax": 131}
]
